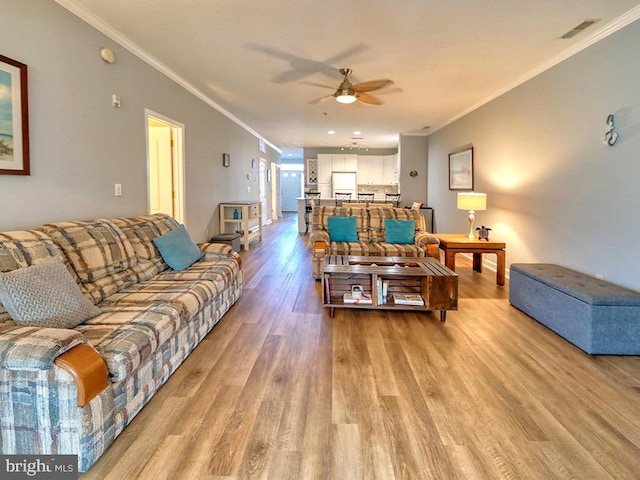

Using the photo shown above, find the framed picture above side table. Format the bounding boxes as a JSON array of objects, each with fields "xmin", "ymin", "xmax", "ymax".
[{"xmin": 448, "ymin": 147, "xmax": 473, "ymax": 190}]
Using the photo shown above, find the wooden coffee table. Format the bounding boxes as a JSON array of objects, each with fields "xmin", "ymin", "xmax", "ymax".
[
  {"xmin": 435, "ymin": 234, "xmax": 506, "ymax": 286},
  {"xmin": 321, "ymin": 255, "xmax": 458, "ymax": 321}
]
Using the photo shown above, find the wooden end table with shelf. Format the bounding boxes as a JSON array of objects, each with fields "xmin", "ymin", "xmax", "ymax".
[
  {"xmin": 435, "ymin": 234, "xmax": 506, "ymax": 286},
  {"xmin": 321, "ymin": 255, "xmax": 458, "ymax": 321},
  {"xmin": 219, "ymin": 201, "xmax": 263, "ymax": 251}
]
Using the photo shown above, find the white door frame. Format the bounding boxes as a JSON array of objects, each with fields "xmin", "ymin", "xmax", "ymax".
[
  {"xmin": 145, "ymin": 109, "xmax": 185, "ymax": 224},
  {"xmin": 259, "ymin": 158, "xmax": 270, "ymax": 226}
]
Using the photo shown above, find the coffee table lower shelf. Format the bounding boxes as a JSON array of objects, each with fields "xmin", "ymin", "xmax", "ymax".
[{"xmin": 321, "ymin": 255, "xmax": 458, "ymax": 322}]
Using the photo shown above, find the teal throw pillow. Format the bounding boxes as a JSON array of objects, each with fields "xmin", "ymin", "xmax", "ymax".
[
  {"xmin": 327, "ymin": 216, "xmax": 358, "ymax": 242},
  {"xmin": 385, "ymin": 219, "xmax": 415, "ymax": 244},
  {"xmin": 0, "ymin": 257, "xmax": 101, "ymax": 328},
  {"xmin": 153, "ymin": 224, "xmax": 204, "ymax": 270}
]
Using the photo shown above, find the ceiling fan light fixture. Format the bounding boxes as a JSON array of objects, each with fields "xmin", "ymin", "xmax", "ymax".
[{"xmin": 335, "ymin": 89, "xmax": 357, "ymax": 104}]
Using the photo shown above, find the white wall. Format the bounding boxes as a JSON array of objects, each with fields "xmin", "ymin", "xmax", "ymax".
[
  {"xmin": 0, "ymin": 0, "xmax": 280, "ymax": 241},
  {"xmin": 427, "ymin": 19, "xmax": 640, "ymax": 290}
]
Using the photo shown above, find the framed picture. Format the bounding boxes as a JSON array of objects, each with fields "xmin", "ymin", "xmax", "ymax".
[
  {"xmin": 448, "ymin": 147, "xmax": 473, "ymax": 190},
  {"xmin": 222, "ymin": 153, "xmax": 230, "ymax": 167},
  {"xmin": 0, "ymin": 54, "xmax": 30, "ymax": 175}
]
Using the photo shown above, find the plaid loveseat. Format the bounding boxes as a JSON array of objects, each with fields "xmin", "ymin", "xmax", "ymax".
[
  {"xmin": 0, "ymin": 214, "xmax": 242, "ymax": 471},
  {"xmin": 309, "ymin": 205, "xmax": 440, "ymax": 278}
]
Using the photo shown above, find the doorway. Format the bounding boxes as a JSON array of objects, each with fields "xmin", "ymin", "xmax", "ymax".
[
  {"xmin": 280, "ymin": 165, "xmax": 304, "ymax": 212},
  {"xmin": 145, "ymin": 110, "xmax": 185, "ymax": 223}
]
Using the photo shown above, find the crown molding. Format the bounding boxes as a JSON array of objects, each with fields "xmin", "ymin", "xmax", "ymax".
[
  {"xmin": 429, "ymin": 5, "xmax": 640, "ymax": 135},
  {"xmin": 55, "ymin": 0, "xmax": 282, "ymax": 154}
]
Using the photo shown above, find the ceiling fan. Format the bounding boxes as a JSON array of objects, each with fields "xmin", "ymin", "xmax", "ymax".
[{"xmin": 305, "ymin": 68, "xmax": 395, "ymax": 105}]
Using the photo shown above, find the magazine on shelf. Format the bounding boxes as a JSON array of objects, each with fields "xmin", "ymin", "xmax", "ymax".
[
  {"xmin": 343, "ymin": 292, "xmax": 373, "ymax": 305},
  {"xmin": 393, "ymin": 294, "xmax": 424, "ymax": 306}
]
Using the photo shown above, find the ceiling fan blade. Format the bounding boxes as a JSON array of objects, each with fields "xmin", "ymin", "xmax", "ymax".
[
  {"xmin": 308, "ymin": 94, "xmax": 334, "ymax": 105},
  {"xmin": 299, "ymin": 80, "xmax": 336, "ymax": 90},
  {"xmin": 357, "ymin": 93, "xmax": 384, "ymax": 106},
  {"xmin": 354, "ymin": 79, "xmax": 394, "ymax": 93}
]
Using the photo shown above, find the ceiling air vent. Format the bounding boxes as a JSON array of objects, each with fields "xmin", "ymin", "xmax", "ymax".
[{"xmin": 560, "ymin": 19, "xmax": 600, "ymax": 39}]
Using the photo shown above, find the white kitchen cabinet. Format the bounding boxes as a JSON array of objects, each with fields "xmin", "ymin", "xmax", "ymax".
[
  {"xmin": 358, "ymin": 155, "xmax": 383, "ymax": 185},
  {"xmin": 383, "ymin": 154, "xmax": 399, "ymax": 184},
  {"xmin": 344, "ymin": 154, "xmax": 358, "ymax": 171},
  {"xmin": 331, "ymin": 154, "xmax": 358, "ymax": 172},
  {"xmin": 317, "ymin": 154, "xmax": 332, "ymax": 184}
]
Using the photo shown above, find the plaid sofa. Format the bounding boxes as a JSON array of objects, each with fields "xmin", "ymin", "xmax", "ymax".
[
  {"xmin": 0, "ymin": 214, "xmax": 242, "ymax": 471},
  {"xmin": 309, "ymin": 205, "xmax": 440, "ymax": 278}
]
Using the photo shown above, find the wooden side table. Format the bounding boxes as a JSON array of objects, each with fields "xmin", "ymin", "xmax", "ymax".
[
  {"xmin": 219, "ymin": 201, "xmax": 263, "ymax": 251},
  {"xmin": 435, "ymin": 234, "xmax": 506, "ymax": 286}
]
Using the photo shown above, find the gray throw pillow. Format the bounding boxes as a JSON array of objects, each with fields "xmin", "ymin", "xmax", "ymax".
[{"xmin": 0, "ymin": 258, "xmax": 101, "ymax": 328}]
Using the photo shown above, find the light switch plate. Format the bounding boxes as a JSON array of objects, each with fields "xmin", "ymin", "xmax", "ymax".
[{"xmin": 115, "ymin": 184, "xmax": 122, "ymax": 196}]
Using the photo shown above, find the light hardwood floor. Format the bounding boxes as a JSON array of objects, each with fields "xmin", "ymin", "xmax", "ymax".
[{"xmin": 81, "ymin": 214, "xmax": 640, "ymax": 480}]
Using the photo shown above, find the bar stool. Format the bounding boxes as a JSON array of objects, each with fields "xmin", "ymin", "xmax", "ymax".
[
  {"xmin": 385, "ymin": 193, "xmax": 401, "ymax": 207},
  {"xmin": 334, "ymin": 192, "xmax": 352, "ymax": 206},
  {"xmin": 304, "ymin": 192, "xmax": 321, "ymax": 234}
]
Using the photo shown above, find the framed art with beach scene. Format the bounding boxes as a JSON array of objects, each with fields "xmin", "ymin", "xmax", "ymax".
[
  {"xmin": 0, "ymin": 54, "xmax": 30, "ymax": 175},
  {"xmin": 448, "ymin": 147, "xmax": 473, "ymax": 190}
]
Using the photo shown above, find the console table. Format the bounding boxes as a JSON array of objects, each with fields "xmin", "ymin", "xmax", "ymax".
[
  {"xmin": 219, "ymin": 201, "xmax": 263, "ymax": 251},
  {"xmin": 435, "ymin": 234, "xmax": 506, "ymax": 286}
]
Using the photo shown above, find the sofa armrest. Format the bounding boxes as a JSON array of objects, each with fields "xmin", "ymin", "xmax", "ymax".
[
  {"xmin": 414, "ymin": 232, "xmax": 440, "ymax": 259},
  {"xmin": 0, "ymin": 327, "xmax": 109, "ymax": 407},
  {"xmin": 0, "ymin": 326, "xmax": 87, "ymax": 370},
  {"xmin": 197, "ymin": 242, "xmax": 242, "ymax": 269},
  {"xmin": 198, "ymin": 242, "xmax": 233, "ymax": 257},
  {"xmin": 54, "ymin": 343, "xmax": 109, "ymax": 407},
  {"xmin": 414, "ymin": 231, "xmax": 439, "ymax": 246},
  {"xmin": 309, "ymin": 230, "xmax": 330, "ymax": 245}
]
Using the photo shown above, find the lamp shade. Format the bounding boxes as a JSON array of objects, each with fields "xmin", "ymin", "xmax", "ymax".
[{"xmin": 457, "ymin": 192, "xmax": 487, "ymax": 211}]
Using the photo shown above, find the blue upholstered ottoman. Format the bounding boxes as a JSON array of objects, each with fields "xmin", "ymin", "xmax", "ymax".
[{"xmin": 509, "ymin": 263, "xmax": 640, "ymax": 355}]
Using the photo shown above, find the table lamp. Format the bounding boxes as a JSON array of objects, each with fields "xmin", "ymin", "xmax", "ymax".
[{"xmin": 457, "ymin": 192, "xmax": 487, "ymax": 239}]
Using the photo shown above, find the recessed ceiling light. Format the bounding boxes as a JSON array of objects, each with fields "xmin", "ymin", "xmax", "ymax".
[
  {"xmin": 353, "ymin": 131, "xmax": 362, "ymax": 135},
  {"xmin": 328, "ymin": 130, "xmax": 336, "ymax": 135}
]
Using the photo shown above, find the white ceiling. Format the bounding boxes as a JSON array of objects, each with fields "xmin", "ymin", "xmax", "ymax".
[{"xmin": 57, "ymin": 1, "xmax": 640, "ymax": 158}]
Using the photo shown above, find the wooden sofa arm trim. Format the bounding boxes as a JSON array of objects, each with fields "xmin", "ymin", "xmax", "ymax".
[
  {"xmin": 54, "ymin": 344, "xmax": 108, "ymax": 407},
  {"xmin": 313, "ymin": 241, "xmax": 327, "ymax": 258},
  {"xmin": 229, "ymin": 251, "xmax": 242, "ymax": 269},
  {"xmin": 426, "ymin": 244, "xmax": 440, "ymax": 259}
]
